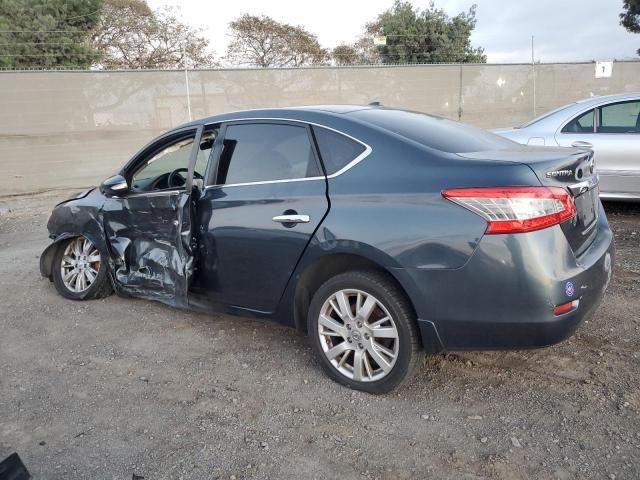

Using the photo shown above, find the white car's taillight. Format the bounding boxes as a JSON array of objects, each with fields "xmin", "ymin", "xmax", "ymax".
[{"xmin": 442, "ymin": 186, "xmax": 576, "ymax": 234}]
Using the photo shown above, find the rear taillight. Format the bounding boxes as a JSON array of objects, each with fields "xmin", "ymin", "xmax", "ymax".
[
  {"xmin": 553, "ymin": 299, "xmax": 579, "ymax": 316},
  {"xmin": 442, "ymin": 186, "xmax": 576, "ymax": 234}
]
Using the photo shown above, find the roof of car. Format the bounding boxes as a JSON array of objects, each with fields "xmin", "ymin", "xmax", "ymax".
[
  {"xmin": 518, "ymin": 92, "xmax": 640, "ymax": 129},
  {"xmin": 178, "ymin": 105, "xmax": 379, "ymax": 129},
  {"xmin": 182, "ymin": 94, "xmax": 640, "ymax": 132},
  {"xmin": 538, "ymin": 92, "xmax": 640, "ymax": 118},
  {"xmin": 291, "ymin": 105, "xmax": 377, "ymax": 113},
  {"xmin": 549, "ymin": 92, "xmax": 640, "ymax": 116},
  {"xmin": 175, "ymin": 105, "xmax": 516, "ymax": 155},
  {"xmin": 573, "ymin": 91, "xmax": 640, "ymax": 106}
]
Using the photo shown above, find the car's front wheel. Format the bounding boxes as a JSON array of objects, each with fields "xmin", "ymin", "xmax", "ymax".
[
  {"xmin": 51, "ymin": 236, "xmax": 112, "ymax": 300},
  {"xmin": 308, "ymin": 271, "xmax": 421, "ymax": 394}
]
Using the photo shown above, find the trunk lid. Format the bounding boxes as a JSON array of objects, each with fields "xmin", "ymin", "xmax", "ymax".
[{"xmin": 458, "ymin": 145, "xmax": 599, "ymax": 256}]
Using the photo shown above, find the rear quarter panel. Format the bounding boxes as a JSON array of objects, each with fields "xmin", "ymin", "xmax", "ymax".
[{"xmin": 317, "ymin": 136, "xmax": 543, "ymax": 271}]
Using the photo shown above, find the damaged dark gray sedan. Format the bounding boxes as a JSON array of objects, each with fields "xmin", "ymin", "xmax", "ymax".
[{"xmin": 41, "ymin": 105, "xmax": 615, "ymax": 393}]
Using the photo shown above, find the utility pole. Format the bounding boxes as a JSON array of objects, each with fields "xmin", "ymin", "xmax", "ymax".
[
  {"xmin": 531, "ymin": 35, "xmax": 536, "ymax": 118},
  {"xmin": 457, "ymin": 64, "xmax": 463, "ymax": 121},
  {"xmin": 183, "ymin": 44, "xmax": 192, "ymax": 122}
]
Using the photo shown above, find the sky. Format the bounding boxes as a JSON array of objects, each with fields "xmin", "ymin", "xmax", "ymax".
[{"xmin": 147, "ymin": 0, "xmax": 639, "ymax": 64}]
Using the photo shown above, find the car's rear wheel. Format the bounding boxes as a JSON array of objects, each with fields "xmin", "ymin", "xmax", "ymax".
[
  {"xmin": 308, "ymin": 270, "xmax": 421, "ymax": 394},
  {"xmin": 52, "ymin": 236, "xmax": 112, "ymax": 300}
]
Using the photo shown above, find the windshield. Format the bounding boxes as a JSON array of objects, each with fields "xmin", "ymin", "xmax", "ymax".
[{"xmin": 518, "ymin": 102, "xmax": 576, "ymax": 128}]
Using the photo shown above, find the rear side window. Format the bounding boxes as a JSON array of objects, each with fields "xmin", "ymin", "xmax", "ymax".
[
  {"xmin": 312, "ymin": 126, "xmax": 366, "ymax": 174},
  {"xmin": 597, "ymin": 101, "xmax": 640, "ymax": 133},
  {"xmin": 217, "ymin": 123, "xmax": 320, "ymax": 184},
  {"xmin": 561, "ymin": 109, "xmax": 594, "ymax": 133}
]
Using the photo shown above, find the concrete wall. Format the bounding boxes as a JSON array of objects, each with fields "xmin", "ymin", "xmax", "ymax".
[{"xmin": 1, "ymin": 61, "xmax": 639, "ymax": 195}]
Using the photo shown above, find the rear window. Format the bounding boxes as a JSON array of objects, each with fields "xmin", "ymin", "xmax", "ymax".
[
  {"xmin": 519, "ymin": 102, "xmax": 575, "ymax": 128},
  {"xmin": 312, "ymin": 126, "xmax": 366, "ymax": 174},
  {"xmin": 349, "ymin": 109, "xmax": 513, "ymax": 153},
  {"xmin": 562, "ymin": 109, "xmax": 594, "ymax": 133}
]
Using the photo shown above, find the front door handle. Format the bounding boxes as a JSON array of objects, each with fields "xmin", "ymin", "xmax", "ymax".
[
  {"xmin": 572, "ymin": 140, "xmax": 593, "ymax": 148},
  {"xmin": 272, "ymin": 214, "xmax": 310, "ymax": 224}
]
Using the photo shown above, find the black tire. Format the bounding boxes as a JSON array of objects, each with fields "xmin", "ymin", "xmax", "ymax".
[
  {"xmin": 51, "ymin": 236, "xmax": 113, "ymax": 301},
  {"xmin": 308, "ymin": 270, "xmax": 421, "ymax": 394}
]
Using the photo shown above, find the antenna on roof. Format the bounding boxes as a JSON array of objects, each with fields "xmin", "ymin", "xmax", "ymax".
[{"xmin": 368, "ymin": 101, "xmax": 383, "ymax": 107}]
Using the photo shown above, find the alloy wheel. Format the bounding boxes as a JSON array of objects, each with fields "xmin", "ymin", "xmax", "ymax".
[
  {"xmin": 317, "ymin": 289, "xmax": 399, "ymax": 382},
  {"xmin": 60, "ymin": 237, "xmax": 101, "ymax": 293}
]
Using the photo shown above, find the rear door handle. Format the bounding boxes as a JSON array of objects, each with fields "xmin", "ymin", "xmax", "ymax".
[
  {"xmin": 272, "ymin": 214, "xmax": 310, "ymax": 224},
  {"xmin": 571, "ymin": 141, "xmax": 593, "ymax": 148}
]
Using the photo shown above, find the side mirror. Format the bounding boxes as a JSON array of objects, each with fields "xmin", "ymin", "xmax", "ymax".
[{"xmin": 100, "ymin": 174, "xmax": 129, "ymax": 196}]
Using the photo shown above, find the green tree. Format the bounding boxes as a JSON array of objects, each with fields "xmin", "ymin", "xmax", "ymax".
[
  {"xmin": 226, "ymin": 14, "xmax": 327, "ymax": 67},
  {"xmin": 365, "ymin": 1, "xmax": 486, "ymax": 65},
  {"xmin": 0, "ymin": 0, "xmax": 101, "ymax": 68},
  {"xmin": 621, "ymin": 0, "xmax": 640, "ymax": 55},
  {"xmin": 91, "ymin": 0, "xmax": 216, "ymax": 69}
]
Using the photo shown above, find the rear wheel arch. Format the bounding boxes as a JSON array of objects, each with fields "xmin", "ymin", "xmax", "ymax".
[{"xmin": 293, "ymin": 253, "xmax": 419, "ymax": 339}]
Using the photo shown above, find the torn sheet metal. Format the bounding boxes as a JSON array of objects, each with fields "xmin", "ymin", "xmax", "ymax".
[
  {"xmin": 40, "ymin": 188, "xmax": 111, "ymax": 279},
  {"xmin": 41, "ymin": 188, "xmax": 194, "ymax": 308},
  {"xmin": 102, "ymin": 192, "xmax": 193, "ymax": 307}
]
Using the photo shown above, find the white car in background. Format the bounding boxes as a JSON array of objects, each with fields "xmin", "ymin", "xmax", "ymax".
[{"xmin": 494, "ymin": 92, "xmax": 640, "ymax": 201}]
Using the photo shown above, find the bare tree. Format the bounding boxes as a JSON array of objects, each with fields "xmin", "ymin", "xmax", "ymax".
[
  {"xmin": 91, "ymin": 0, "xmax": 216, "ymax": 69},
  {"xmin": 332, "ymin": 44, "xmax": 357, "ymax": 66},
  {"xmin": 225, "ymin": 14, "xmax": 327, "ymax": 68},
  {"xmin": 354, "ymin": 34, "xmax": 382, "ymax": 65}
]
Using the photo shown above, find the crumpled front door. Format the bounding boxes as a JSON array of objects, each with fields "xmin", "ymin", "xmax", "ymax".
[{"xmin": 102, "ymin": 190, "xmax": 194, "ymax": 308}]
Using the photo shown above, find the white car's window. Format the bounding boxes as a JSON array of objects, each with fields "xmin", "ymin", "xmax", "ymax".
[
  {"xmin": 561, "ymin": 109, "xmax": 594, "ymax": 134},
  {"xmin": 597, "ymin": 100, "xmax": 640, "ymax": 134}
]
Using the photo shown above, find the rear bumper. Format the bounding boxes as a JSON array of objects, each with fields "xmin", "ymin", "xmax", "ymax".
[{"xmin": 393, "ymin": 203, "xmax": 614, "ymax": 352}]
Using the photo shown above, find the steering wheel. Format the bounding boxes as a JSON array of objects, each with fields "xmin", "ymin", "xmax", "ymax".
[{"xmin": 167, "ymin": 168, "xmax": 203, "ymax": 188}]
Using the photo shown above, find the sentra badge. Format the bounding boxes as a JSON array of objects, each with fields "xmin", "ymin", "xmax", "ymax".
[{"xmin": 545, "ymin": 170, "xmax": 573, "ymax": 178}]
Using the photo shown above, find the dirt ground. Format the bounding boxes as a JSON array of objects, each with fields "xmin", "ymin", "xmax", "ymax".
[{"xmin": 0, "ymin": 189, "xmax": 639, "ymax": 480}]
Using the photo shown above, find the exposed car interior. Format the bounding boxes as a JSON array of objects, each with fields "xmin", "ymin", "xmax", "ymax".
[
  {"xmin": 562, "ymin": 109, "xmax": 594, "ymax": 133},
  {"xmin": 130, "ymin": 131, "xmax": 215, "ymax": 192}
]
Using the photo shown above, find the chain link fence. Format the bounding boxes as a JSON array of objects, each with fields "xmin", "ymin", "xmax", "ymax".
[{"xmin": 1, "ymin": 61, "xmax": 639, "ymax": 195}]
